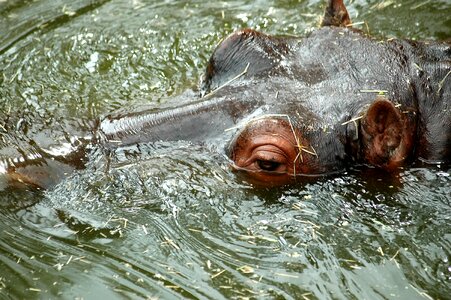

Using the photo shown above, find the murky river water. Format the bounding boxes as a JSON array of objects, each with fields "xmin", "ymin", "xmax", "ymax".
[{"xmin": 1, "ymin": 0, "xmax": 450, "ymax": 299}]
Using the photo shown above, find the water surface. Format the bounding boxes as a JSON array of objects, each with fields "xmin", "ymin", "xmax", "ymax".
[{"xmin": 1, "ymin": 0, "xmax": 450, "ymax": 299}]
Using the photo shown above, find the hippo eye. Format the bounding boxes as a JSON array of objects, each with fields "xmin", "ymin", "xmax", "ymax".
[
  {"xmin": 251, "ymin": 149, "xmax": 288, "ymax": 173},
  {"xmin": 256, "ymin": 159, "xmax": 282, "ymax": 172}
]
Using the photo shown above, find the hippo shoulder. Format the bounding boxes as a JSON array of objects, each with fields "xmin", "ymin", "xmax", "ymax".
[{"xmin": 407, "ymin": 40, "xmax": 451, "ymax": 163}]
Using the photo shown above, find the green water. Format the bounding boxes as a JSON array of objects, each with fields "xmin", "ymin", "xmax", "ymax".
[{"xmin": 0, "ymin": 0, "xmax": 450, "ymax": 299}]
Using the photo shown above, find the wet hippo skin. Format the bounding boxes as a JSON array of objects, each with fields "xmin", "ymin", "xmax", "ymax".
[{"xmin": 1, "ymin": 0, "xmax": 450, "ymax": 188}]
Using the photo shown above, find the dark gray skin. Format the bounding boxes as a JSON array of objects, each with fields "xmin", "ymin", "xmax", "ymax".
[{"xmin": 1, "ymin": 0, "xmax": 450, "ymax": 189}]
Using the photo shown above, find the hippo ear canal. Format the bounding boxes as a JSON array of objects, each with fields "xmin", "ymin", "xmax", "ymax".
[
  {"xmin": 360, "ymin": 98, "xmax": 409, "ymax": 169},
  {"xmin": 321, "ymin": 0, "xmax": 351, "ymax": 28}
]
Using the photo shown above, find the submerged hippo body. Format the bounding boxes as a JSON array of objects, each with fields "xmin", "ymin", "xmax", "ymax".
[{"xmin": 1, "ymin": 0, "xmax": 450, "ymax": 188}]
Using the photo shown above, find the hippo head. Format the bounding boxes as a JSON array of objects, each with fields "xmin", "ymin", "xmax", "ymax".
[{"xmin": 200, "ymin": 0, "xmax": 419, "ymax": 186}]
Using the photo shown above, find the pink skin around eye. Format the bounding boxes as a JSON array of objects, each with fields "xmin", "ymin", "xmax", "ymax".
[{"xmin": 229, "ymin": 118, "xmax": 317, "ymax": 187}]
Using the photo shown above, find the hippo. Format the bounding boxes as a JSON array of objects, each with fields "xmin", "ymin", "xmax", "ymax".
[{"xmin": 1, "ymin": 0, "xmax": 450, "ymax": 189}]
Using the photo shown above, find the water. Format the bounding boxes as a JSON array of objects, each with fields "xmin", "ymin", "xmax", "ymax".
[{"xmin": 1, "ymin": 0, "xmax": 450, "ymax": 299}]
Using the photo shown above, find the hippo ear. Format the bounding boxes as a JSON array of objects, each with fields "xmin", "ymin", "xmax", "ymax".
[
  {"xmin": 321, "ymin": 0, "xmax": 351, "ymax": 27},
  {"xmin": 360, "ymin": 99, "xmax": 412, "ymax": 169}
]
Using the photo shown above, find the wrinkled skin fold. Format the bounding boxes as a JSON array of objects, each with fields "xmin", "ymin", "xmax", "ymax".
[{"xmin": 1, "ymin": 0, "xmax": 450, "ymax": 188}]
